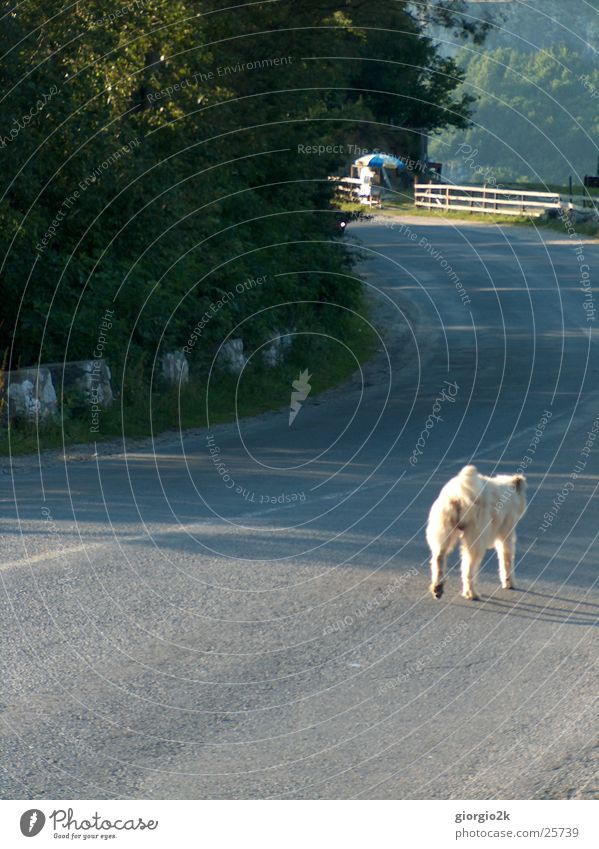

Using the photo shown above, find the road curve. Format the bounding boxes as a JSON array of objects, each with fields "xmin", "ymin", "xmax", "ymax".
[{"xmin": 1, "ymin": 215, "xmax": 598, "ymax": 800}]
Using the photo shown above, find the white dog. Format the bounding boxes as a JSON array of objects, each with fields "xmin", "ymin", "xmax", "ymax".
[{"xmin": 426, "ymin": 465, "xmax": 527, "ymax": 600}]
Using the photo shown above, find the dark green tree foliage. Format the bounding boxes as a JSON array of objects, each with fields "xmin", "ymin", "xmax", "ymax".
[{"xmin": 0, "ymin": 1, "xmax": 476, "ymax": 369}]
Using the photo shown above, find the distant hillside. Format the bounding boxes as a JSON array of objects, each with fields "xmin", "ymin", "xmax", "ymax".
[
  {"xmin": 431, "ymin": 1, "xmax": 599, "ymax": 55},
  {"xmin": 474, "ymin": 1, "xmax": 599, "ymax": 53},
  {"xmin": 428, "ymin": 3, "xmax": 599, "ymax": 185}
]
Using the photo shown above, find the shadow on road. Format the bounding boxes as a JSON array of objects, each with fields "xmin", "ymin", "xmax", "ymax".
[{"xmin": 454, "ymin": 588, "xmax": 599, "ymax": 627}]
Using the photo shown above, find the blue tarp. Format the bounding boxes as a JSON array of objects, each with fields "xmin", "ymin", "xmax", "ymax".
[{"xmin": 362, "ymin": 154, "xmax": 406, "ymax": 170}]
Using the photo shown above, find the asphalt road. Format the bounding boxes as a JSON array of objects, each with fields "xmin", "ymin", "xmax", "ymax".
[{"xmin": 1, "ymin": 215, "xmax": 598, "ymax": 800}]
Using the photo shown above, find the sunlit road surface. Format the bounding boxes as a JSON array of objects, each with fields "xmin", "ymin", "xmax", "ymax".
[{"xmin": 1, "ymin": 215, "xmax": 598, "ymax": 799}]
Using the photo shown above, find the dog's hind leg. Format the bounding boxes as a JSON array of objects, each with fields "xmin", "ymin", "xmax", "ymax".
[
  {"xmin": 496, "ymin": 534, "xmax": 516, "ymax": 589},
  {"xmin": 461, "ymin": 543, "xmax": 483, "ymax": 600},
  {"xmin": 429, "ymin": 530, "xmax": 458, "ymax": 600},
  {"xmin": 430, "ymin": 549, "xmax": 447, "ymax": 599}
]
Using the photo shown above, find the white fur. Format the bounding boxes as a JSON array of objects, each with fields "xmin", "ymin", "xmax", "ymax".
[{"xmin": 426, "ymin": 465, "xmax": 527, "ymax": 600}]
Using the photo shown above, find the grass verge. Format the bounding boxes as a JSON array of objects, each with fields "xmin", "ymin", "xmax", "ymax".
[{"xmin": 1, "ymin": 311, "xmax": 378, "ymax": 457}]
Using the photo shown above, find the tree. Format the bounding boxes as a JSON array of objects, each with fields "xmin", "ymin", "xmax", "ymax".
[{"xmin": 0, "ymin": 1, "xmax": 483, "ymax": 370}]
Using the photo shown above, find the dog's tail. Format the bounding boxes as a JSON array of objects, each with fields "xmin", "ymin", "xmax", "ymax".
[
  {"xmin": 458, "ymin": 464, "xmax": 479, "ymax": 484},
  {"xmin": 426, "ymin": 465, "xmax": 481, "ymax": 550}
]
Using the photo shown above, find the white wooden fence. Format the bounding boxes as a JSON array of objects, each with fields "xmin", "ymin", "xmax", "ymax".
[
  {"xmin": 328, "ymin": 176, "xmax": 383, "ymax": 207},
  {"xmin": 414, "ymin": 183, "xmax": 562, "ymax": 217}
]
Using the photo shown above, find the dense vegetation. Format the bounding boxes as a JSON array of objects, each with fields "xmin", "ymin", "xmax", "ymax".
[
  {"xmin": 0, "ymin": 1, "xmax": 485, "ymax": 380},
  {"xmin": 0, "ymin": 2, "xmax": 487, "ymax": 457}
]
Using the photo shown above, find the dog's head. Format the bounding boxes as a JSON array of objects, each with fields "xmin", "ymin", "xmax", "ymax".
[{"xmin": 513, "ymin": 474, "xmax": 526, "ymax": 493}]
